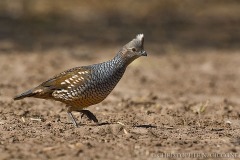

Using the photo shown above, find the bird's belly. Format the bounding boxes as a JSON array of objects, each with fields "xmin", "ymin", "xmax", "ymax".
[
  {"xmin": 71, "ymin": 93, "xmax": 107, "ymax": 107},
  {"xmin": 63, "ymin": 83, "xmax": 115, "ymax": 108},
  {"xmin": 53, "ymin": 69, "xmax": 124, "ymax": 108}
]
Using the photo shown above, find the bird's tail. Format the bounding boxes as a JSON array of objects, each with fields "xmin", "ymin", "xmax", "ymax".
[{"xmin": 13, "ymin": 89, "xmax": 37, "ymax": 100}]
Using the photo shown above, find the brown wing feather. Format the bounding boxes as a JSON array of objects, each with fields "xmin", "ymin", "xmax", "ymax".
[
  {"xmin": 29, "ymin": 67, "xmax": 91, "ymax": 99},
  {"xmin": 41, "ymin": 67, "xmax": 91, "ymax": 90}
]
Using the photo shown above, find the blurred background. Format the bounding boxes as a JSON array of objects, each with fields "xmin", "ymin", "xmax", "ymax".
[
  {"xmin": 0, "ymin": 0, "xmax": 239, "ymax": 52},
  {"xmin": 1, "ymin": 1, "xmax": 240, "ymax": 159}
]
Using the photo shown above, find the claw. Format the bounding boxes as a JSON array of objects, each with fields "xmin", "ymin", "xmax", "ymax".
[{"xmin": 81, "ymin": 113, "xmax": 84, "ymax": 119}]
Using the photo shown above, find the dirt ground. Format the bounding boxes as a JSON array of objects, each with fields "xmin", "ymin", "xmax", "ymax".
[
  {"xmin": 0, "ymin": 1, "xmax": 239, "ymax": 159},
  {"xmin": 0, "ymin": 44, "xmax": 239, "ymax": 160}
]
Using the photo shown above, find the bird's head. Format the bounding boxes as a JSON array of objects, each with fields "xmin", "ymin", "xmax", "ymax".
[{"xmin": 118, "ymin": 34, "xmax": 147, "ymax": 66}]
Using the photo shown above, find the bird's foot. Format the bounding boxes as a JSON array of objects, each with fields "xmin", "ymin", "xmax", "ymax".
[{"xmin": 79, "ymin": 110, "xmax": 98, "ymax": 123}]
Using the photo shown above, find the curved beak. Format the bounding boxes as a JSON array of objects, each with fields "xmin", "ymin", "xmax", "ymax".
[{"xmin": 141, "ymin": 50, "xmax": 147, "ymax": 56}]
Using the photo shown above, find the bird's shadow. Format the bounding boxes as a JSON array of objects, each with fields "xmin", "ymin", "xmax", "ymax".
[
  {"xmin": 97, "ymin": 122, "xmax": 157, "ymax": 128},
  {"xmin": 133, "ymin": 124, "xmax": 157, "ymax": 128},
  {"xmin": 91, "ymin": 123, "xmax": 157, "ymax": 128},
  {"xmin": 97, "ymin": 122, "xmax": 111, "ymax": 126},
  {"xmin": 64, "ymin": 121, "xmax": 157, "ymax": 128}
]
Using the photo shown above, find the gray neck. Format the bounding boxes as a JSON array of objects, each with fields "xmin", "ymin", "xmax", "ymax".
[
  {"xmin": 111, "ymin": 53, "xmax": 125, "ymax": 68},
  {"xmin": 92, "ymin": 52, "xmax": 127, "ymax": 78}
]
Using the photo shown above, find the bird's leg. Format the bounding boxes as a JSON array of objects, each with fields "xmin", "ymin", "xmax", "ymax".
[
  {"xmin": 67, "ymin": 106, "xmax": 78, "ymax": 127},
  {"xmin": 79, "ymin": 110, "xmax": 98, "ymax": 123},
  {"xmin": 67, "ymin": 112, "xmax": 78, "ymax": 127}
]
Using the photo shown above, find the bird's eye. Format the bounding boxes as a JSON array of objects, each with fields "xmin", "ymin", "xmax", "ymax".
[{"xmin": 131, "ymin": 48, "xmax": 136, "ymax": 52}]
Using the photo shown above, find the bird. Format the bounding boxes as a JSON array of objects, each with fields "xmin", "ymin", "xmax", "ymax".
[{"xmin": 13, "ymin": 34, "xmax": 147, "ymax": 127}]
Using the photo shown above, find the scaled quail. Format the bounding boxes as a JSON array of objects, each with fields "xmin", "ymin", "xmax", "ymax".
[{"xmin": 14, "ymin": 34, "xmax": 147, "ymax": 127}]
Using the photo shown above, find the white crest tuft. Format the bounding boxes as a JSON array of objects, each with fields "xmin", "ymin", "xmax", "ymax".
[{"xmin": 136, "ymin": 34, "xmax": 144, "ymax": 41}]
